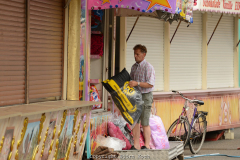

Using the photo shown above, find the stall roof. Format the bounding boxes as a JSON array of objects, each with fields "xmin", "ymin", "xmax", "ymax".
[{"xmin": 88, "ymin": 0, "xmax": 194, "ymax": 23}]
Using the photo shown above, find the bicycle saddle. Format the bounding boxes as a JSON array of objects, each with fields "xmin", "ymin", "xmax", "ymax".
[{"xmin": 192, "ymin": 100, "xmax": 204, "ymax": 105}]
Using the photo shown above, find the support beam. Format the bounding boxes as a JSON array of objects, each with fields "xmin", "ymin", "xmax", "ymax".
[
  {"xmin": 202, "ymin": 13, "xmax": 208, "ymax": 90},
  {"xmin": 126, "ymin": 16, "xmax": 139, "ymax": 42},
  {"xmin": 207, "ymin": 13, "xmax": 223, "ymax": 46},
  {"xmin": 164, "ymin": 22, "xmax": 170, "ymax": 91},
  {"xmin": 25, "ymin": 0, "xmax": 30, "ymax": 104},
  {"xmin": 170, "ymin": 20, "xmax": 181, "ymax": 44},
  {"xmin": 119, "ymin": 17, "xmax": 127, "ymax": 71},
  {"xmin": 234, "ymin": 16, "xmax": 239, "ymax": 88},
  {"xmin": 67, "ymin": 0, "xmax": 80, "ymax": 100},
  {"xmin": 62, "ymin": 0, "xmax": 69, "ymax": 100}
]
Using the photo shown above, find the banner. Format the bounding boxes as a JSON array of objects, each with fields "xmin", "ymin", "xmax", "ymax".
[
  {"xmin": 88, "ymin": 0, "xmax": 177, "ymax": 14},
  {"xmin": 193, "ymin": 0, "xmax": 240, "ymax": 14}
]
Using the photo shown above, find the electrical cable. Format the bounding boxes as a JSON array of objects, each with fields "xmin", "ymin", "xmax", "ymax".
[{"xmin": 184, "ymin": 153, "xmax": 240, "ymax": 159}]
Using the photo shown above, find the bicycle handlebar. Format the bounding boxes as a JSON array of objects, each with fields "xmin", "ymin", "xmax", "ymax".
[{"xmin": 172, "ymin": 90, "xmax": 193, "ymax": 103}]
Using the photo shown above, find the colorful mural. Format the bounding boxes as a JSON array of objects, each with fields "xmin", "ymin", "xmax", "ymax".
[{"xmin": 153, "ymin": 94, "xmax": 240, "ymax": 132}]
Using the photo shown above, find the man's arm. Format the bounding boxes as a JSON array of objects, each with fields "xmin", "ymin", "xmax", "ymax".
[{"xmin": 128, "ymin": 81, "xmax": 153, "ymax": 88}]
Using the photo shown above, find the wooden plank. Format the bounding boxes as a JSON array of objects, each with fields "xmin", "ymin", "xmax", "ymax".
[
  {"xmin": 0, "ymin": 76, "xmax": 25, "ymax": 81},
  {"xmin": 30, "ymin": 19, "xmax": 63, "ymax": 28},
  {"xmin": 0, "ymin": 99, "xmax": 25, "ymax": 107},
  {"xmin": 30, "ymin": 28, "xmax": 63, "ymax": 36},
  {"xmin": 29, "ymin": 88, "xmax": 61, "ymax": 95},
  {"xmin": 29, "ymin": 75, "xmax": 60, "ymax": 81},
  {"xmin": 30, "ymin": 9, "xmax": 63, "ymax": 20},
  {"xmin": 0, "ymin": 61, "xmax": 25, "ymax": 66},
  {"xmin": 0, "ymin": 66, "xmax": 25, "ymax": 71},
  {"xmin": 29, "ymin": 42, "xmax": 62, "ymax": 49},
  {"xmin": 30, "ymin": 1, "xmax": 63, "ymax": 11},
  {"xmin": 0, "ymin": 4, "xmax": 25, "ymax": 13},
  {"xmin": 30, "ymin": 52, "xmax": 62, "ymax": 57},
  {"xmin": 0, "ymin": 35, "xmax": 26, "ymax": 42},
  {"xmin": 29, "ymin": 70, "xmax": 62, "ymax": 76},
  {"xmin": 29, "ymin": 61, "xmax": 62, "ymax": 66},
  {"xmin": 0, "ymin": 85, "xmax": 25, "ymax": 92},
  {"xmin": 0, "ymin": 55, "xmax": 25, "ymax": 61},
  {"xmin": 0, "ymin": 24, "xmax": 26, "ymax": 32},
  {"xmin": 0, "ymin": 31, "xmax": 25, "ymax": 37},
  {"xmin": 0, "ymin": 1, "xmax": 25, "ymax": 8},
  {"xmin": 0, "ymin": 46, "xmax": 25, "ymax": 52},
  {"xmin": 29, "ymin": 48, "xmax": 62, "ymax": 53},
  {"xmin": 0, "ymin": 90, "xmax": 25, "ymax": 97},
  {"xmin": 30, "ymin": 65, "xmax": 61, "ymax": 71},
  {"xmin": 0, "ymin": 15, "xmax": 25, "ymax": 23},
  {"xmin": 30, "ymin": 38, "xmax": 62, "ymax": 45},
  {"xmin": 0, "ymin": 41, "xmax": 26, "ymax": 47},
  {"xmin": 0, "ymin": 80, "xmax": 25, "ymax": 87},
  {"xmin": 29, "ymin": 92, "xmax": 61, "ymax": 99},
  {"xmin": 29, "ymin": 83, "xmax": 61, "ymax": 90},
  {"xmin": 30, "ymin": 5, "xmax": 63, "ymax": 16},
  {"xmin": 0, "ymin": 8, "xmax": 25, "ymax": 17},
  {"xmin": 0, "ymin": 71, "xmax": 25, "ymax": 76},
  {"xmin": 31, "ymin": 0, "xmax": 62, "ymax": 7},
  {"xmin": 29, "ymin": 79, "xmax": 61, "ymax": 85},
  {"xmin": 30, "ymin": 24, "xmax": 63, "ymax": 32},
  {"xmin": 28, "ymin": 14, "xmax": 63, "ymax": 24}
]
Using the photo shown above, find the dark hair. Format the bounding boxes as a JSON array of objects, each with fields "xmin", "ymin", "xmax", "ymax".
[{"xmin": 133, "ymin": 44, "xmax": 147, "ymax": 54}]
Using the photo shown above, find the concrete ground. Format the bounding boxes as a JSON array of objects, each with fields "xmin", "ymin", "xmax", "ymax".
[{"xmin": 183, "ymin": 128, "xmax": 240, "ymax": 160}]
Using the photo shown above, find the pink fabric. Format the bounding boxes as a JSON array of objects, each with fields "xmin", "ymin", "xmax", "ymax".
[
  {"xmin": 126, "ymin": 123, "xmax": 145, "ymax": 147},
  {"xmin": 108, "ymin": 122, "xmax": 131, "ymax": 150},
  {"xmin": 130, "ymin": 59, "xmax": 155, "ymax": 93},
  {"xmin": 149, "ymin": 116, "xmax": 170, "ymax": 149}
]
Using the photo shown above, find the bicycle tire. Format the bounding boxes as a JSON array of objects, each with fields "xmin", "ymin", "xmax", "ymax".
[
  {"xmin": 167, "ymin": 118, "xmax": 191, "ymax": 147},
  {"xmin": 189, "ymin": 115, "xmax": 207, "ymax": 154}
]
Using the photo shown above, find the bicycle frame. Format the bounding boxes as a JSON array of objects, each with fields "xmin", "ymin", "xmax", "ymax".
[{"xmin": 174, "ymin": 100, "xmax": 200, "ymax": 137}]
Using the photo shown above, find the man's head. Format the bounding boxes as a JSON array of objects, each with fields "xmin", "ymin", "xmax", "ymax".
[{"xmin": 133, "ymin": 44, "xmax": 147, "ymax": 63}]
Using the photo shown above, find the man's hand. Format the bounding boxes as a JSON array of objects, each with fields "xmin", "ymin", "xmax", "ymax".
[{"xmin": 129, "ymin": 81, "xmax": 138, "ymax": 88}]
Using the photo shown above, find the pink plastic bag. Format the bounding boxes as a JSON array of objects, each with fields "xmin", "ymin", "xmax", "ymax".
[
  {"xmin": 108, "ymin": 121, "xmax": 132, "ymax": 150},
  {"xmin": 149, "ymin": 115, "xmax": 170, "ymax": 149}
]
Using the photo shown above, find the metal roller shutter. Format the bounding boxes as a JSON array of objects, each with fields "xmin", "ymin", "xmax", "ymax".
[
  {"xmin": 207, "ymin": 14, "xmax": 234, "ymax": 88},
  {"xmin": 169, "ymin": 11, "xmax": 202, "ymax": 91},
  {"xmin": 29, "ymin": 0, "xmax": 64, "ymax": 101},
  {"xmin": 0, "ymin": 0, "xmax": 26, "ymax": 106},
  {"xmin": 126, "ymin": 17, "xmax": 164, "ymax": 91}
]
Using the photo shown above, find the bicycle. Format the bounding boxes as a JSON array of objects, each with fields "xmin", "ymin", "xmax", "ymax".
[{"xmin": 167, "ymin": 90, "xmax": 208, "ymax": 154}]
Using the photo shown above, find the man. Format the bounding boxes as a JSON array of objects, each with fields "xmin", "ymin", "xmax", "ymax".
[{"xmin": 129, "ymin": 44, "xmax": 155, "ymax": 150}]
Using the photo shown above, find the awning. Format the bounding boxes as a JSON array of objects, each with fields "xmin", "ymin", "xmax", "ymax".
[
  {"xmin": 88, "ymin": 0, "xmax": 195, "ymax": 23},
  {"xmin": 193, "ymin": 0, "xmax": 240, "ymax": 15}
]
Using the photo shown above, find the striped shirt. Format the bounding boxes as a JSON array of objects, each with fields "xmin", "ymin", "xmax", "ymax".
[{"xmin": 130, "ymin": 59, "xmax": 155, "ymax": 93}]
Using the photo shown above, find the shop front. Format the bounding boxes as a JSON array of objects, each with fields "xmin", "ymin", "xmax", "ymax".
[{"xmin": 120, "ymin": 0, "xmax": 240, "ymax": 132}]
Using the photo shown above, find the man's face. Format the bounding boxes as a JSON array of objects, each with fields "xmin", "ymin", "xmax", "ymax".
[{"xmin": 134, "ymin": 49, "xmax": 146, "ymax": 63}]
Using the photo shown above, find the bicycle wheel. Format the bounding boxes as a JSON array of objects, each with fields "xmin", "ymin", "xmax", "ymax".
[
  {"xmin": 189, "ymin": 115, "xmax": 207, "ymax": 154},
  {"xmin": 167, "ymin": 118, "xmax": 191, "ymax": 147}
]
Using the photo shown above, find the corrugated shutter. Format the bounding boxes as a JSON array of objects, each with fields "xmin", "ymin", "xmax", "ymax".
[
  {"xmin": 0, "ymin": 0, "xmax": 26, "ymax": 106},
  {"xmin": 126, "ymin": 17, "xmax": 164, "ymax": 91},
  {"xmin": 29, "ymin": 0, "xmax": 63, "ymax": 101},
  {"xmin": 207, "ymin": 14, "xmax": 234, "ymax": 88},
  {"xmin": 170, "ymin": 11, "xmax": 202, "ymax": 90}
]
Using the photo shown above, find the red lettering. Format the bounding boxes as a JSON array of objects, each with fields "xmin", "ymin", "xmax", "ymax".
[
  {"xmin": 223, "ymin": 0, "xmax": 233, "ymax": 9},
  {"xmin": 235, "ymin": 2, "xmax": 240, "ymax": 10},
  {"xmin": 203, "ymin": 0, "xmax": 221, "ymax": 8}
]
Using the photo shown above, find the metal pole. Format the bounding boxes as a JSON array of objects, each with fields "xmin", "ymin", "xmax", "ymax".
[
  {"xmin": 207, "ymin": 13, "xmax": 223, "ymax": 46},
  {"xmin": 126, "ymin": 16, "xmax": 139, "ymax": 42},
  {"xmin": 170, "ymin": 20, "xmax": 181, "ymax": 44},
  {"xmin": 236, "ymin": 40, "xmax": 240, "ymax": 47}
]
